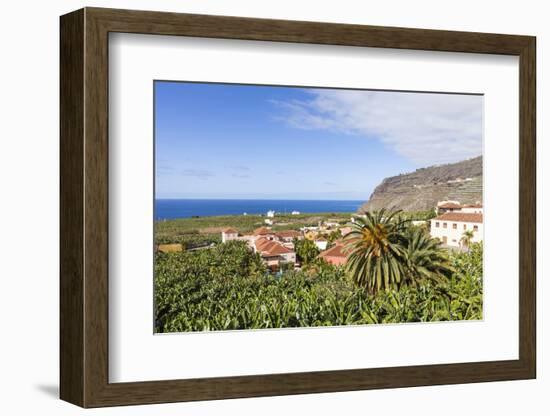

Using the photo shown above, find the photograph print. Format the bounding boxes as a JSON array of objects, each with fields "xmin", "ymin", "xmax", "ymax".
[{"xmin": 154, "ymin": 81, "xmax": 483, "ymax": 333}]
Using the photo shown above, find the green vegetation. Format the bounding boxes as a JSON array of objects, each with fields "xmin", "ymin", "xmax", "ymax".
[
  {"xmin": 155, "ymin": 210, "xmax": 434, "ymax": 248},
  {"xmin": 155, "ymin": 212, "xmax": 351, "ymax": 248},
  {"xmin": 326, "ymin": 229, "xmax": 342, "ymax": 243},
  {"xmin": 460, "ymin": 229, "xmax": 475, "ymax": 249},
  {"xmin": 155, "ymin": 233, "xmax": 483, "ymax": 333},
  {"xmin": 345, "ymin": 210, "xmax": 454, "ymax": 294},
  {"xmin": 294, "ymin": 238, "xmax": 320, "ymax": 265},
  {"xmin": 155, "ymin": 232, "xmax": 221, "ymax": 249},
  {"xmin": 402, "ymin": 227, "xmax": 454, "ymax": 285},
  {"xmin": 345, "ymin": 210, "xmax": 410, "ymax": 294},
  {"xmin": 400, "ymin": 209, "xmax": 437, "ymax": 221}
]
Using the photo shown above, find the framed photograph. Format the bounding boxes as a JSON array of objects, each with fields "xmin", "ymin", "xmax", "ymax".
[{"xmin": 60, "ymin": 7, "xmax": 536, "ymax": 408}]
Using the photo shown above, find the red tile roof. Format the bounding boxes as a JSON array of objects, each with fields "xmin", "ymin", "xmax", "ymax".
[
  {"xmin": 255, "ymin": 238, "xmax": 293, "ymax": 256},
  {"xmin": 222, "ymin": 227, "xmax": 238, "ymax": 233},
  {"xmin": 255, "ymin": 238, "xmax": 272, "ymax": 250},
  {"xmin": 267, "ymin": 244, "xmax": 293, "ymax": 255},
  {"xmin": 433, "ymin": 212, "xmax": 483, "ymax": 223},
  {"xmin": 463, "ymin": 203, "xmax": 483, "ymax": 208},
  {"xmin": 319, "ymin": 241, "xmax": 351, "ymax": 259},
  {"xmin": 438, "ymin": 202, "xmax": 462, "ymax": 209},
  {"xmin": 253, "ymin": 227, "xmax": 273, "ymax": 236}
]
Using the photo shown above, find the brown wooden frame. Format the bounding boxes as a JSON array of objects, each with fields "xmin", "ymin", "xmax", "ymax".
[{"xmin": 60, "ymin": 7, "xmax": 536, "ymax": 408}]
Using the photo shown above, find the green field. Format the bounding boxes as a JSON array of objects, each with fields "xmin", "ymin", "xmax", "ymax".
[
  {"xmin": 154, "ymin": 210, "xmax": 435, "ymax": 247},
  {"xmin": 154, "ymin": 212, "xmax": 352, "ymax": 247}
]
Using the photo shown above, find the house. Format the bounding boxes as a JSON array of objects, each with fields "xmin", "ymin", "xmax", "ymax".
[
  {"xmin": 254, "ymin": 237, "xmax": 296, "ymax": 269},
  {"xmin": 266, "ymin": 210, "xmax": 275, "ymax": 218},
  {"xmin": 430, "ymin": 212, "xmax": 483, "ymax": 247},
  {"xmin": 318, "ymin": 241, "xmax": 349, "ymax": 266},
  {"xmin": 291, "ymin": 210, "xmax": 300, "ymax": 215},
  {"xmin": 253, "ymin": 226, "xmax": 271, "ymax": 235},
  {"xmin": 264, "ymin": 218, "xmax": 273, "ymax": 225},
  {"xmin": 220, "ymin": 228, "xmax": 259, "ymax": 247},
  {"xmin": 436, "ymin": 200, "xmax": 462, "ymax": 214},
  {"xmin": 324, "ymin": 221, "xmax": 340, "ymax": 229},
  {"xmin": 218, "ymin": 227, "xmax": 300, "ymax": 270},
  {"xmin": 460, "ymin": 203, "xmax": 483, "ymax": 214},
  {"xmin": 221, "ymin": 228, "xmax": 239, "ymax": 243},
  {"xmin": 436, "ymin": 200, "xmax": 483, "ymax": 215},
  {"xmin": 314, "ymin": 237, "xmax": 328, "ymax": 251},
  {"xmin": 275, "ymin": 230, "xmax": 302, "ymax": 242},
  {"xmin": 252, "ymin": 227, "xmax": 275, "ymax": 239}
]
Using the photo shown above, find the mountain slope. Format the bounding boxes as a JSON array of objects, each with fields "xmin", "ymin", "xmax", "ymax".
[{"xmin": 359, "ymin": 156, "xmax": 483, "ymax": 213}]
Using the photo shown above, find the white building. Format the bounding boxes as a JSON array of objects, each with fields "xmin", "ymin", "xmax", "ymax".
[
  {"xmin": 266, "ymin": 210, "xmax": 275, "ymax": 218},
  {"xmin": 460, "ymin": 203, "xmax": 483, "ymax": 214},
  {"xmin": 221, "ymin": 228, "xmax": 239, "ymax": 243},
  {"xmin": 275, "ymin": 230, "xmax": 302, "ymax": 242},
  {"xmin": 291, "ymin": 210, "xmax": 300, "ymax": 215},
  {"xmin": 436, "ymin": 200, "xmax": 462, "ymax": 214},
  {"xmin": 314, "ymin": 237, "xmax": 328, "ymax": 251},
  {"xmin": 430, "ymin": 212, "xmax": 483, "ymax": 247}
]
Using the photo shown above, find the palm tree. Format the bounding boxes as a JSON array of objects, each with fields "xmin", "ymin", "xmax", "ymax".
[
  {"xmin": 344, "ymin": 209, "xmax": 409, "ymax": 294},
  {"xmin": 402, "ymin": 227, "xmax": 454, "ymax": 285},
  {"xmin": 460, "ymin": 230, "xmax": 475, "ymax": 250}
]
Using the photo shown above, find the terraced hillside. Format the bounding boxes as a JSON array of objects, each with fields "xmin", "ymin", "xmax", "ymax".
[{"xmin": 359, "ymin": 156, "xmax": 483, "ymax": 213}]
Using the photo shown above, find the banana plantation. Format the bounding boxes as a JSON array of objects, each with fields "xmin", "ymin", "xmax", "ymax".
[{"xmin": 154, "ymin": 223, "xmax": 483, "ymax": 332}]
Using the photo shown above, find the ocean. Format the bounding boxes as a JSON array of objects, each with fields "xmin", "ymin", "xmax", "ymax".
[{"xmin": 155, "ymin": 199, "xmax": 363, "ymax": 220}]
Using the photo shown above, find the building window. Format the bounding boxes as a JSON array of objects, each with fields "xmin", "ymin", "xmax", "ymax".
[
  {"xmin": 452, "ymin": 223, "xmax": 457, "ymax": 229},
  {"xmin": 443, "ymin": 223, "xmax": 447, "ymax": 229},
  {"xmin": 473, "ymin": 225, "xmax": 479, "ymax": 232},
  {"xmin": 463, "ymin": 224, "xmax": 467, "ymax": 230},
  {"xmin": 435, "ymin": 222, "xmax": 440, "ymax": 228}
]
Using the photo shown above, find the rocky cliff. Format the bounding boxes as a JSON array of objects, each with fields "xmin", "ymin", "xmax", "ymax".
[{"xmin": 359, "ymin": 156, "xmax": 483, "ymax": 213}]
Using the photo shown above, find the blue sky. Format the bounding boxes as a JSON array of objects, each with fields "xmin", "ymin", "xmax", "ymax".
[{"xmin": 155, "ymin": 81, "xmax": 483, "ymax": 200}]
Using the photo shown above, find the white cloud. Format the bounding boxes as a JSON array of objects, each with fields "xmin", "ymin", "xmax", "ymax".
[
  {"xmin": 231, "ymin": 173, "xmax": 250, "ymax": 179},
  {"xmin": 272, "ymin": 89, "xmax": 483, "ymax": 165},
  {"xmin": 180, "ymin": 169, "xmax": 214, "ymax": 180},
  {"xmin": 225, "ymin": 165, "xmax": 251, "ymax": 172}
]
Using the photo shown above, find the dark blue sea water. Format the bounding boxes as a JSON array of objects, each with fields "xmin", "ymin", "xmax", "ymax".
[{"xmin": 155, "ymin": 199, "xmax": 363, "ymax": 220}]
